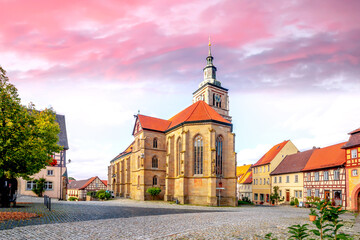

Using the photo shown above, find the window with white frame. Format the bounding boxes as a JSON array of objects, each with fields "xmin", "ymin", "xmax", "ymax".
[
  {"xmin": 307, "ymin": 189, "xmax": 311, "ymax": 197},
  {"xmin": 286, "ymin": 176, "xmax": 290, "ymax": 183},
  {"xmin": 268, "ymin": 165, "xmax": 270, "ymax": 172},
  {"xmin": 26, "ymin": 181, "xmax": 36, "ymax": 190},
  {"xmin": 299, "ymin": 191, "xmax": 302, "ymax": 198},
  {"xmin": 279, "ymin": 190, "xmax": 282, "ymax": 196},
  {"xmin": 267, "ymin": 178, "xmax": 269, "ymax": 185},
  {"xmin": 264, "ymin": 178, "xmax": 266, "ymax": 185},
  {"xmin": 315, "ymin": 189, "xmax": 319, "ymax": 197},
  {"xmin": 315, "ymin": 172, "xmax": 319, "ymax": 181},
  {"xmin": 307, "ymin": 172, "xmax": 311, "ymax": 181},
  {"xmin": 352, "ymin": 169, "xmax": 358, "ymax": 177},
  {"xmin": 47, "ymin": 170, "xmax": 54, "ymax": 176},
  {"xmin": 274, "ymin": 177, "xmax": 277, "ymax": 183},
  {"xmin": 324, "ymin": 171, "xmax": 329, "ymax": 181},
  {"xmin": 334, "ymin": 169, "xmax": 340, "ymax": 180},
  {"xmin": 44, "ymin": 181, "xmax": 53, "ymax": 190},
  {"xmin": 295, "ymin": 191, "xmax": 298, "ymax": 198},
  {"xmin": 260, "ymin": 179, "xmax": 262, "ymax": 185},
  {"xmin": 295, "ymin": 175, "xmax": 298, "ymax": 183},
  {"xmin": 351, "ymin": 149, "xmax": 358, "ymax": 159},
  {"xmin": 279, "ymin": 176, "xmax": 282, "ymax": 183},
  {"xmin": 254, "ymin": 193, "xmax": 258, "ymax": 200}
]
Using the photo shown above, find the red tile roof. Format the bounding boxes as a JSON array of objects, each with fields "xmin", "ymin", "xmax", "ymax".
[
  {"xmin": 137, "ymin": 115, "xmax": 171, "ymax": 132},
  {"xmin": 271, "ymin": 149, "xmax": 315, "ymax": 175},
  {"xmin": 252, "ymin": 140, "xmax": 290, "ymax": 167},
  {"xmin": 101, "ymin": 180, "xmax": 108, "ymax": 186},
  {"xmin": 136, "ymin": 101, "xmax": 231, "ymax": 133},
  {"xmin": 302, "ymin": 142, "xmax": 346, "ymax": 171},
  {"xmin": 342, "ymin": 127, "xmax": 360, "ymax": 149},
  {"xmin": 242, "ymin": 172, "xmax": 252, "ymax": 184},
  {"xmin": 167, "ymin": 101, "xmax": 231, "ymax": 130},
  {"xmin": 68, "ymin": 176, "xmax": 106, "ymax": 190}
]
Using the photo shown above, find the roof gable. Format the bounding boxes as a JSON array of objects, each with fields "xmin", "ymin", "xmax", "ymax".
[
  {"xmin": 136, "ymin": 115, "xmax": 171, "ymax": 133},
  {"xmin": 253, "ymin": 140, "xmax": 289, "ymax": 167},
  {"xmin": 167, "ymin": 101, "xmax": 231, "ymax": 130},
  {"xmin": 342, "ymin": 127, "xmax": 360, "ymax": 149},
  {"xmin": 242, "ymin": 172, "xmax": 252, "ymax": 184},
  {"xmin": 236, "ymin": 164, "xmax": 252, "ymax": 177},
  {"xmin": 271, "ymin": 149, "xmax": 315, "ymax": 175},
  {"xmin": 302, "ymin": 142, "xmax": 346, "ymax": 171}
]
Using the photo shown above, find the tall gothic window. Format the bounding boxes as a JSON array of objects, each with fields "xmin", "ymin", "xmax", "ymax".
[
  {"xmin": 216, "ymin": 136, "xmax": 223, "ymax": 176},
  {"xmin": 177, "ymin": 137, "xmax": 182, "ymax": 176},
  {"xmin": 152, "ymin": 156, "xmax": 158, "ymax": 168},
  {"xmin": 194, "ymin": 135, "xmax": 203, "ymax": 174},
  {"xmin": 153, "ymin": 138, "xmax": 158, "ymax": 148},
  {"xmin": 137, "ymin": 156, "xmax": 140, "ymax": 169},
  {"xmin": 153, "ymin": 176, "xmax": 158, "ymax": 186}
]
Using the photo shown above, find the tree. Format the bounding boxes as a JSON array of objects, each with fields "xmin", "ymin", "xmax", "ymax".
[
  {"xmin": 68, "ymin": 177, "xmax": 76, "ymax": 181},
  {"xmin": 0, "ymin": 66, "xmax": 62, "ymax": 179},
  {"xmin": 270, "ymin": 186, "xmax": 281, "ymax": 205},
  {"xmin": 32, "ymin": 178, "xmax": 46, "ymax": 197}
]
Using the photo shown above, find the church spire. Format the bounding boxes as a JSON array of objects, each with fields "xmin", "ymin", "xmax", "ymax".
[{"xmin": 200, "ymin": 38, "xmax": 220, "ymax": 87}]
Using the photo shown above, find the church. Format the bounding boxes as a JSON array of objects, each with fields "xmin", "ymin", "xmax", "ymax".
[{"xmin": 108, "ymin": 43, "xmax": 237, "ymax": 206}]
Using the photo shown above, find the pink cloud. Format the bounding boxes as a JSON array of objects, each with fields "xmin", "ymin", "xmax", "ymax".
[{"xmin": 0, "ymin": 0, "xmax": 359, "ymax": 92}]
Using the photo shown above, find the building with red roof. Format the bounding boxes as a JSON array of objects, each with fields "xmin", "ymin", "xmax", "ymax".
[
  {"xmin": 303, "ymin": 142, "xmax": 347, "ymax": 207},
  {"xmin": 343, "ymin": 128, "xmax": 360, "ymax": 211},
  {"xmin": 108, "ymin": 43, "xmax": 237, "ymax": 206},
  {"xmin": 252, "ymin": 140, "xmax": 298, "ymax": 204},
  {"xmin": 67, "ymin": 176, "xmax": 107, "ymax": 201}
]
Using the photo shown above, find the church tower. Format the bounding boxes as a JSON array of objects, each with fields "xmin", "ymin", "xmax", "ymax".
[{"xmin": 192, "ymin": 40, "xmax": 232, "ymax": 122}]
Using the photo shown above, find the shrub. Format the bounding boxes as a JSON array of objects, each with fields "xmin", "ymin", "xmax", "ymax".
[
  {"xmin": 146, "ymin": 187, "xmax": 161, "ymax": 200},
  {"xmin": 95, "ymin": 190, "xmax": 111, "ymax": 200},
  {"xmin": 87, "ymin": 191, "xmax": 96, "ymax": 197},
  {"xmin": 32, "ymin": 178, "xmax": 46, "ymax": 197},
  {"xmin": 68, "ymin": 197, "xmax": 78, "ymax": 201},
  {"xmin": 290, "ymin": 200, "xmax": 295, "ymax": 206},
  {"xmin": 294, "ymin": 198, "xmax": 299, "ymax": 206}
]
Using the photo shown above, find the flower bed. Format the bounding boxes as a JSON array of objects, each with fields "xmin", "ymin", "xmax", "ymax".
[{"xmin": 0, "ymin": 212, "xmax": 39, "ymax": 222}]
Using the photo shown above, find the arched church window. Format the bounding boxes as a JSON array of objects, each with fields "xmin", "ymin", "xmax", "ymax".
[
  {"xmin": 177, "ymin": 137, "xmax": 182, "ymax": 176},
  {"xmin": 137, "ymin": 175, "xmax": 140, "ymax": 188},
  {"xmin": 153, "ymin": 176, "xmax": 158, "ymax": 186},
  {"xmin": 216, "ymin": 136, "xmax": 223, "ymax": 176},
  {"xmin": 194, "ymin": 135, "xmax": 203, "ymax": 175},
  {"xmin": 137, "ymin": 156, "xmax": 140, "ymax": 169},
  {"xmin": 152, "ymin": 156, "xmax": 158, "ymax": 169},
  {"xmin": 153, "ymin": 138, "xmax": 158, "ymax": 148},
  {"xmin": 137, "ymin": 139, "xmax": 140, "ymax": 149}
]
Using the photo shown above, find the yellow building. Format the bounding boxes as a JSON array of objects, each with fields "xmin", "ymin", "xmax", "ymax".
[
  {"xmin": 270, "ymin": 149, "xmax": 314, "ymax": 204},
  {"xmin": 108, "ymin": 44, "xmax": 237, "ymax": 206},
  {"xmin": 252, "ymin": 140, "xmax": 298, "ymax": 204},
  {"xmin": 236, "ymin": 164, "xmax": 252, "ymax": 200},
  {"xmin": 343, "ymin": 128, "xmax": 360, "ymax": 211}
]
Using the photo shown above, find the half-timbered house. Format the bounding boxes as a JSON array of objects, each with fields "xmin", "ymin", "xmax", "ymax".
[
  {"xmin": 67, "ymin": 176, "xmax": 107, "ymax": 201},
  {"xmin": 342, "ymin": 128, "xmax": 360, "ymax": 211},
  {"xmin": 302, "ymin": 142, "xmax": 346, "ymax": 207}
]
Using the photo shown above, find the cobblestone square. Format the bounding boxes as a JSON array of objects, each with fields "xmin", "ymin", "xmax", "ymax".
[{"xmin": 0, "ymin": 196, "xmax": 359, "ymax": 240}]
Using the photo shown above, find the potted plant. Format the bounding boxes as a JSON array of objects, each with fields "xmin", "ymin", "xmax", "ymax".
[{"xmin": 309, "ymin": 208, "xmax": 317, "ymax": 221}]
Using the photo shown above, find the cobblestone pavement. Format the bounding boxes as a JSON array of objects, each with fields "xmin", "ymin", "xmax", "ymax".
[{"xmin": 0, "ymin": 196, "xmax": 359, "ymax": 240}]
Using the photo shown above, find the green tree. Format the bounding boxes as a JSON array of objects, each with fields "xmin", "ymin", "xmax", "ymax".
[
  {"xmin": 32, "ymin": 178, "xmax": 46, "ymax": 197},
  {"xmin": 0, "ymin": 66, "xmax": 62, "ymax": 179}
]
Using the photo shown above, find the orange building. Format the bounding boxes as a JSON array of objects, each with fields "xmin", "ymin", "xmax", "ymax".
[{"xmin": 343, "ymin": 128, "xmax": 360, "ymax": 211}]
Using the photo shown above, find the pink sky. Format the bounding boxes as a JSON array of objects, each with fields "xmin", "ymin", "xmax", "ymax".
[{"xmin": 1, "ymin": 0, "xmax": 360, "ymax": 180}]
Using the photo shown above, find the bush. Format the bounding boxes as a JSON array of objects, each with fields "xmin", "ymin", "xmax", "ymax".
[
  {"xmin": 95, "ymin": 190, "xmax": 111, "ymax": 200},
  {"xmin": 68, "ymin": 197, "xmax": 78, "ymax": 201},
  {"xmin": 294, "ymin": 198, "xmax": 299, "ymax": 206},
  {"xmin": 146, "ymin": 187, "xmax": 161, "ymax": 200},
  {"xmin": 290, "ymin": 200, "xmax": 295, "ymax": 206},
  {"xmin": 241, "ymin": 196, "xmax": 251, "ymax": 203},
  {"xmin": 238, "ymin": 200, "xmax": 253, "ymax": 205}
]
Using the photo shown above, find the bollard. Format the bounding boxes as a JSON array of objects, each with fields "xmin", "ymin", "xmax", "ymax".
[{"xmin": 48, "ymin": 197, "xmax": 51, "ymax": 211}]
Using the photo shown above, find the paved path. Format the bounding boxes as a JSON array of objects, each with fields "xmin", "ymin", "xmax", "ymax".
[{"xmin": 1, "ymin": 196, "xmax": 359, "ymax": 239}]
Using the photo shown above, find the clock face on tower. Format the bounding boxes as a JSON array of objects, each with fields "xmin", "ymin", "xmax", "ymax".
[{"xmin": 204, "ymin": 68, "xmax": 211, "ymax": 78}]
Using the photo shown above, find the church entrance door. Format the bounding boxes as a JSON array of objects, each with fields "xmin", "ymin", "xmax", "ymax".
[{"xmin": 357, "ymin": 191, "xmax": 360, "ymax": 212}]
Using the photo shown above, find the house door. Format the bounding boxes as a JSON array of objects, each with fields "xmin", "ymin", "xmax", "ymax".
[
  {"xmin": 324, "ymin": 190, "xmax": 330, "ymax": 201},
  {"xmin": 286, "ymin": 190, "xmax": 290, "ymax": 202},
  {"xmin": 357, "ymin": 192, "xmax": 360, "ymax": 212}
]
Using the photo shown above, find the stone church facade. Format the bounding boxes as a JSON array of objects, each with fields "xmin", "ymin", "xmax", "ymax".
[{"xmin": 108, "ymin": 43, "xmax": 237, "ymax": 206}]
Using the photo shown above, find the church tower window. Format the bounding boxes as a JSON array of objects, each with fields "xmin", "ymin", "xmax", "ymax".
[
  {"xmin": 177, "ymin": 137, "xmax": 182, "ymax": 176},
  {"xmin": 194, "ymin": 135, "xmax": 203, "ymax": 175},
  {"xmin": 153, "ymin": 138, "xmax": 158, "ymax": 148},
  {"xmin": 152, "ymin": 156, "xmax": 158, "ymax": 169},
  {"xmin": 216, "ymin": 136, "xmax": 223, "ymax": 176},
  {"xmin": 137, "ymin": 156, "xmax": 141, "ymax": 169}
]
